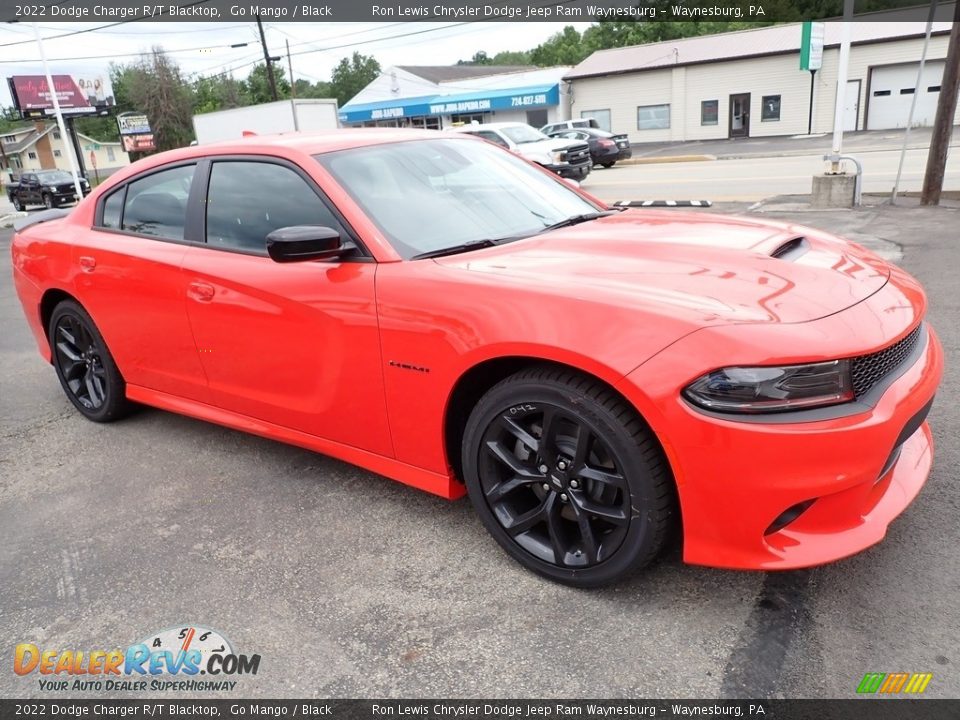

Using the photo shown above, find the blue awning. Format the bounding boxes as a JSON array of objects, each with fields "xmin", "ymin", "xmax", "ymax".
[{"xmin": 339, "ymin": 83, "xmax": 560, "ymax": 123}]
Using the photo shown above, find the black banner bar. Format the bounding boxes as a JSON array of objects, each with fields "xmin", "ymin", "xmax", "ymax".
[
  {"xmin": 1, "ymin": 0, "xmax": 953, "ymax": 24},
  {"xmin": 2, "ymin": 700, "xmax": 960, "ymax": 720}
]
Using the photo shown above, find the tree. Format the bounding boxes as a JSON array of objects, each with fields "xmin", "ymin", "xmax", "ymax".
[
  {"xmin": 292, "ymin": 78, "xmax": 333, "ymax": 99},
  {"xmin": 329, "ymin": 52, "xmax": 381, "ymax": 106},
  {"xmin": 530, "ymin": 26, "xmax": 592, "ymax": 66},
  {"xmin": 193, "ymin": 74, "xmax": 245, "ymax": 115},
  {"xmin": 243, "ymin": 63, "xmax": 291, "ymax": 105},
  {"xmin": 113, "ymin": 48, "xmax": 194, "ymax": 152}
]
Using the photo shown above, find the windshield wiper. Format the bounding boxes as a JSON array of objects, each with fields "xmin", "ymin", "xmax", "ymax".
[
  {"xmin": 538, "ymin": 210, "xmax": 617, "ymax": 233},
  {"xmin": 411, "ymin": 238, "xmax": 503, "ymax": 260}
]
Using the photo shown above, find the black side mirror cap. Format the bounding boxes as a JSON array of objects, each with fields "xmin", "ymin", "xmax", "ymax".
[{"xmin": 265, "ymin": 225, "xmax": 355, "ymax": 263}]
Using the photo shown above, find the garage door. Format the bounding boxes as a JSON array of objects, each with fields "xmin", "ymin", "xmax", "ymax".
[{"xmin": 867, "ymin": 61, "xmax": 944, "ymax": 129}]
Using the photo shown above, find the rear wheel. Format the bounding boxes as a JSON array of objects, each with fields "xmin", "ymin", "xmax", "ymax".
[
  {"xmin": 49, "ymin": 300, "xmax": 131, "ymax": 422},
  {"xmin": 462, "ymin": 367, "xmax": 675, "ymax": 586}
]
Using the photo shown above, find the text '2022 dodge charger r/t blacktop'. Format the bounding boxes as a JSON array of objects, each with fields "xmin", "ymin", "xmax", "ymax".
[{"xmin": 11, "ymin": 130, "xmax": 941, "ymax": 586}]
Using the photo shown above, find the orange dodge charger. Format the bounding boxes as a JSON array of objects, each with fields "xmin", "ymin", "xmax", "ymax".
[{"xmin": 11, "ymin": 130, "xmax": 942, "ymax": 585}]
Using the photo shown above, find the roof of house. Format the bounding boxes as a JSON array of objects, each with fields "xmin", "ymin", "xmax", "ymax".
[
  {"xmin": 397, "ymin": 65, "xmax": 536, "ymax": 83},
  {"xmin": 1, "ymin": 125, "xmax": 37, "ymax": 138},
  {"xmin": 2, "ymin": 126, "xmax": 54, "ymax": 154},
  {"xmin": 564, "ymin": 21, "xmax": 955, "ymax": 80}
]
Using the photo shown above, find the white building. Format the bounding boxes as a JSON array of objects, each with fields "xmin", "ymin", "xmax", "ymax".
[
  {"xmin": 339, "ymin": 65, "xmax": 572, "ymax": 129},
  {"xmin": 565, "ymin": 20, "xmax": 959, "ymax": 144},
  {"xmin": 0, "ymin": 121, "xmax": 130, "ymax": 181}
]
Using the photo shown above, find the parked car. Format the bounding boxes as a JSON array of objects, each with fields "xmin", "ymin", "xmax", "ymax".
[
  {"xmin": 11, "ymin": 130, "xmax": 942, "ymax": 586},
  {"xmin": 540, "ymin": 118, "xmax": 601, "ymax": 135},
  {"xmin": 546, "ymin": 127, "xmax": 633, "ymax": 168},
  {"xmin": 450, "ymin": 122, "xmax": 591, "ymax": 180},
  {"xmin": 7, "ymin": 169, "xmax": 91, "ymax": 210}
]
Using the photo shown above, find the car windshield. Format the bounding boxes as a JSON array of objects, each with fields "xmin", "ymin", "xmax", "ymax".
[
  {"xmin": 317, "ymin": 138, "xmax": 600, "ymax": 260},
  {"xmin": 36, "ymin": 171, "xmax": 75, "ymax": 183},
  {"xmin": 500, "ymin": 125, "xmax": 548, "ymax": 144}
]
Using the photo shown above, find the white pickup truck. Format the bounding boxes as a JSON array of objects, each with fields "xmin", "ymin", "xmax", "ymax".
[{"xmin": 451, "ymin": 122, "xmax": 592, "ymax": 180}]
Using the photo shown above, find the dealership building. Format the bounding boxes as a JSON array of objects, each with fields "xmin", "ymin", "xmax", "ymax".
[
  {"xmin": 566, "ymin": 20, "xmax": 959, "ymax": 143},
  {"xmin": 339, "ymin": 65, "xmax": 572, "ymax": 129}
]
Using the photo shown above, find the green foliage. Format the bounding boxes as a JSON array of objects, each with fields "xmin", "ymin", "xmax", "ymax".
[
  {"xmin": 115, "ymin": 48, "xmax": 195, "ymax": 152},
  {"xmin": 329, "ymin": 52, "xmax": 381, "ymax": 106},
  {"xmin": 243, "ymin": 63, "xmax": 292, "ymax": 105}
]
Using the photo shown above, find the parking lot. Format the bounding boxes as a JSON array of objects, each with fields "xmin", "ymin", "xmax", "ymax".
[{"xmin": 1, "ymin": 199, "xmax": 958, "ymax": 699}]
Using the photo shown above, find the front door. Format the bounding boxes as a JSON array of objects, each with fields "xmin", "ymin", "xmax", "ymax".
[
  {"xmin": 180, "ymin": 158, "xmax": 393, "ymax": 456},
  {"xmin": 844, "ymin": 79, "xmax": 861, "ymax": 131},
  {"xmin": 729, "ymin": 93, "xmax": 751, "ymax": 138}
]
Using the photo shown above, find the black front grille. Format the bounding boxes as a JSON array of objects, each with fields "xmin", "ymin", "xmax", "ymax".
[{"xmin": 851, "ymin": 324, "xmax": 923, "ymax": 398}]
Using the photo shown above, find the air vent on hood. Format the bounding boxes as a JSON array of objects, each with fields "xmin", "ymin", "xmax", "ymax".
[{"xmin": 770, "ymin": 237, "xmax": 810, "ymax": 262}]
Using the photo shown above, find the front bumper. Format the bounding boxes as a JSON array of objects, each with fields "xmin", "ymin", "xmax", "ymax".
[
  {"xmin": 547, "ymin": 163, "xmax": 591, "ymax": 180},
  {"xmin": 616, "ymin": 273, "xmax": 943, "ymax": 570}
]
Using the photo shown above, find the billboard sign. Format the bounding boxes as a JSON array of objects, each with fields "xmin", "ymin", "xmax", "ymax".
[
  {"xmin": 116, "ymin": 112, "xmax": 156, "ymax": 153},
  {"xmin": 7, "ymin": 74, "xmax": 115, "ymax": 118},
  {"xmin": 800, "ymin": 21, "xmax": 825, "ymax": 71}
]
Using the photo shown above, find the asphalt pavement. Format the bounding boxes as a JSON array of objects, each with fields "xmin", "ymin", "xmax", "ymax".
[{"xmin": 1, "ymin": 199, "xmax": 958, "ymax": 699}]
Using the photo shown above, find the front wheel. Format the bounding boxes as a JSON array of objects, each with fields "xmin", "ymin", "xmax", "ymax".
[
  {"xmin": 462, "ymin": 367, "xmax": 676, "ymax": 586},
  {"xmin": 49, "ymin": 300, "xmax": 132, "ymax": 422},
  {"xmin": 11, "ymin": 196, "xmax": 23, "ymax": 211},
  {"xmin": 601, "ymin": 162, "xmax": 616, "ymax": 168},
  {"xmin": 43, "ymin": 193, "xmax": 54, "ymax": 209}
]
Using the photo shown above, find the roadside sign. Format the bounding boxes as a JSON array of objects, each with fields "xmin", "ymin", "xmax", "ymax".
[{"xmin": 800, "ymin": 21, "xmax": 826, "ymax": 71}]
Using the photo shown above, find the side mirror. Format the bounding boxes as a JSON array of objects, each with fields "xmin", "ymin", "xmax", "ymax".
[{"xmin": 266, "ymin": 225, "xmax": 355, "ymax": 263}]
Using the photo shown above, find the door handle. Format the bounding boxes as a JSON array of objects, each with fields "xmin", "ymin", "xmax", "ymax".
[
  {"xmin": 78, "ymin": 255, "xmax": 96, "ymax": 273},
  {"xmin": 188, "ymin": 281, "xmax": 215, "ymax": 302}
]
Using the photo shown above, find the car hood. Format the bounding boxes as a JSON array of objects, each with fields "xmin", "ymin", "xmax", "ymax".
[
  {"xmin": 518, "ymin": 138, "xmax": 582, "ymax": 154},
  {"xmin": 435, "ymin": 210, "xmax": 890, "ymax": 325}
]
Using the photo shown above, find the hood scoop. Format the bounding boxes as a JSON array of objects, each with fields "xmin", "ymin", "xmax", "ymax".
[{"xmin": 770, "ymin": 236, "xmax": 810, "ymax": 262}]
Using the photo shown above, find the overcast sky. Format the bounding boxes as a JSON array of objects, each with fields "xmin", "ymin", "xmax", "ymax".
[{"xmin": 0, "ymin": 21, "xmax": 593, "ymax": 109}]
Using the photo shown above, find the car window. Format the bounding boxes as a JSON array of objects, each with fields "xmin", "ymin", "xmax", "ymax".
[
  {"xmin": 101, "ymin": 188, "xmax": 124, "ymax": 229},
  {"xmin": 122, "ymin": 164, "xmax": 196, "ymax": 240},
  {"xmin": 205, "ymin": 161, "xmax": 344, "ymax": 253},
  {"xmin": 23, "ymin": 174, "xmax": 35, "ymax": 184},
  {"xmin": 473, "ymin": 131, "xmax": 507, "ymax": 147}
]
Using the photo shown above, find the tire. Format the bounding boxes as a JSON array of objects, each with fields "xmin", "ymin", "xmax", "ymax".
[
  {"xmin": 48, "ymin": 300, "xmax": 132, "ymax": 422},
  {"xmin": 462, "ymin": 366, "xmax": 675, "ymax": 587},
  {"xmin": 601, "ymin": 162, "xmax": 616, "ymax": 168},
  {"xmin": 43, "ymin": 193, "xmax": 54, "ymax": 209},
  {"xmin": 12, "ymin": 196, "xmax": 23, "ymax": 211}
]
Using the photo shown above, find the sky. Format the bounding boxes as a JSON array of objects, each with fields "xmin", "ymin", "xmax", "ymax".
[{"xmin": 0, "ymin": 21, "xmax": 593, "ymax": 108}]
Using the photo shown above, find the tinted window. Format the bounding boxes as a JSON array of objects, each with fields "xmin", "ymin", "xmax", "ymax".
[
  {"xmin": 122, "ymin": 164, "xmax": 195, "ymax": 240},
  {"xmin": 205, "ymin": 161, "xmax": 343, "ymax": 253},
  {"xmin": 473, "ymin": 131, "xmax": 507, "ymax": 147},
  {"xmin": 101, "ymin": 188, "xmax": 124, "ymax": 229}
]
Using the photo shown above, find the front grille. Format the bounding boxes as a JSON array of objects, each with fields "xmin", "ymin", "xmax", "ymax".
[{"xmin": 851, "ymin": 324, "xmax": 923, "ymax": 398}]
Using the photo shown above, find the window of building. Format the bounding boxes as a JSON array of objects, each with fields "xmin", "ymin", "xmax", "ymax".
[
  {"xmin": 122, "ymin": 164, "xmax": 196, "ymax": 240},
  {"xmin": 27, "ymin": 152, "xmax": 37, "ymax": 159},
  {"xmin": 451, "ymin": 113, "xmax": 488, "ymax": 126},
  {"xmin": 2, "ymin": 135, "xmax": 15, "ymax": 143},
  {"xmin": 928, "ymin": 85, "xmax": 942, "ymax": 92},
  {"xmin": 701, "ymin": 100, "xmax": 719, "ymax": 126},
  {"xmin": 107, "ymin": 146, "xmax": 116, "ymax": 161},
  {"xmin": 205, "ymin": 161, "xmax": 345, "ymax": 253},
  {"xmin": 873, "ymin": 90, "xmax": 891, "ymax": 97},
  {"xmin": 637, "ymin": 104, "xmax": 670, "ymax": 130},
  {"xmin": 53, "ymin": 131, "xmax": 61, "ymax": 140},
  {"xmin": 900, "ymin": 88, "xmax": 915, "ymax": 95},
  {"xmin": 100, "ymin": 188, "xmax": 125, "ymax": 229},
  {"xmin": 53, "ymin": 150, "xmax": 62, "ymax": 157},
  {"xmin": 761, "ymin": 95, "xmax": 781, "ymax": 122},
  {"xmin": 581, "ymin": 109, "xmax": 611, "ymax": 132}
]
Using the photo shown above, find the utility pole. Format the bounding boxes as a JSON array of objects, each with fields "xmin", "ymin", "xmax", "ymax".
[
  {"xmin": 255, "ymin": 13, "xmax": 279, "ymax": 102},
  {"xmin": 286, "ymin": 39, "xmax": 296, "ymax": 98},
  {"xmin": 921, "ymin": 1, "xmax": 960, "ymax": 205}
]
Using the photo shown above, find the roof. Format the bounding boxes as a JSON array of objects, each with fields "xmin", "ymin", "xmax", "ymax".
[
  {"xmin": 76, "ymin": 132, "xmax": 122, "ymax": 146},
  {"xmin": 397, "ymin": 65, "xmax": 536, "ymax": 83},
  {"xmin": 1, "ymin": 125, "xmax": 37, "ymax": 138},
  {"xmin": 2, "ymin": 126, "xmax": 54, "ymax": 154},
  {"xmin": 565, "ymin": 21, "xmax": 955, "ymax": 80}
]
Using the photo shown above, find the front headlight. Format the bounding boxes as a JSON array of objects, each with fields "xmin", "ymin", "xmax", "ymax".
[
  {"xmin": 550, "ymin": 150, "xmax": 565, "ymax": 164},
  {"xmin": 45, "ymin": 185, "xmax": 57, "ymax": 191},
  {"xmin": 683, "ymin": 359, "xmax": 854, "ymax": 414}
]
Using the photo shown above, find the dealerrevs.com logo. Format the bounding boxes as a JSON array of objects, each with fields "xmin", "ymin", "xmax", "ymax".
[{"xmin": 14, "ymin": 625, "xmax": 260, "ymax": 692}]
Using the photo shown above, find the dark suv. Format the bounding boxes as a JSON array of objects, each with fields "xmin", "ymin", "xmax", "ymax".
[{"xmin": 7, "ymin": 170, "xmax": 91, "ymax": 210}]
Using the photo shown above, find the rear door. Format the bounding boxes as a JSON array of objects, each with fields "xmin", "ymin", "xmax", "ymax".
[
  {"xmin": 179, "ymin": 157, "xmax": 392, "ymax": 455},
  {"xmin": 21, "ymin": 173, "xmax": 39, "ymax": 204},
  {"xmin": 74, "ymin": 161, "xmax": 210, "ymax": 401}
]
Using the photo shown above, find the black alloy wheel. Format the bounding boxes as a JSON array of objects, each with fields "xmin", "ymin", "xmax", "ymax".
[
  {"xmin": 43, "ymin": 193, "xmax": 54, "ymax": 209},
  {"xmin": 462, "ymin": 367, "xmax": 675, "ymax": 586},
  {"xmin": 12, "ymin": 196, "xmax": 23, "ymax": 211},
  {"xmin": 49, "ymin": 300, "xmax": 131, "ymax": 422}
]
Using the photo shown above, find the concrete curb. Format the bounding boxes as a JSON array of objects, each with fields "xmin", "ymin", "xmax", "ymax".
[
  {"xmin": 619, "ymin": 154, "xmax": 717, "ymax": 165},
  {"xmin": 0, "ymin": 211, "xmax": 26, "ymax": 228}
]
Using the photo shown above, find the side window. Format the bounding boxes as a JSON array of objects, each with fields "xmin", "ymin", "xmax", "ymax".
[
  {"xmin": 475, "ymin": 131, "xmax": 508, "ymax": 148},
  {"xmin": 205, "ymin": 161, "xmax": 345, "ymax": 253},
  {"xmin": 100, "ymin": 188, "xmax": 125, "ymax": 229},
  {"xmin": 122, "ymin": 164, "xmax": 196, "ymax": 240}
]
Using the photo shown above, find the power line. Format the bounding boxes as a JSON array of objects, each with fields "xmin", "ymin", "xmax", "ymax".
[{"xmin": 0, "ymin": 41, "xmax": 266, "ymax": 64}]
